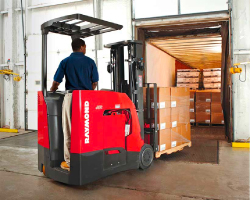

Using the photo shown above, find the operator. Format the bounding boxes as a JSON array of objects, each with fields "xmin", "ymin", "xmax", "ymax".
[{"xmin": 50, "ymin": 38, "xmax": 99, "ymax": 171}]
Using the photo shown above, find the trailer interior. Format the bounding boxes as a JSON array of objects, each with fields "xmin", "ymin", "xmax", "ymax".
[{"xmin": 136, "ymin": 14, "xmax": 232, "ymax": 161}]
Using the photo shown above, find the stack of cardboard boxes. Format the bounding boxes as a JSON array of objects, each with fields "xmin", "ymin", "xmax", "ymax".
[
  {"xmin": 203, "ymin": 68, "xmax": 221, "ymax": 89},
  {"xmin": 196, "ymin": 91, "xmax": 211, "ymax": 124},
  {"xmin": 192, "ymin": 90, "xmax": 224, "ymax": 125},
  {"xmin": 143, "ymin": 87, "xmax": 191, "ymax": 154},
  {"xmin": 211, "ymin": 92, "xmax": 224, "ymax": 124},
  {"xmin": 176, "ymin": 69, "xmax": 201, "ymax": 89}
]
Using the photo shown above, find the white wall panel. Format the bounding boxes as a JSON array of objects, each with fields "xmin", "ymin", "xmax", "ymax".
[
  {"xmin": 232, "ymin": 0, "xmax": 250, "ymax": 141},
  {"xmin": 134, "ymin": 0, "xmax": 178, "ymax": 19},
  {"xmin": 102, "ymin": 0, "xmax": 132, "ymax": 44},
  {"xmin": 1, "ymin": 0, "xmax": 132, "ymax": 129},
  {"xmin": 180, "ymin": 0, "xmax": 228, "ymax": 14}
]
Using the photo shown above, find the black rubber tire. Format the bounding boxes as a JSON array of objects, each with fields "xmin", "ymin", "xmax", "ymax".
[{"xmin": 139, "ymin": 144, "xmax": 154, "ymax": 170}]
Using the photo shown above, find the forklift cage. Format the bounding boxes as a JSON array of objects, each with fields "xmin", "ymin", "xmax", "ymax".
[{"xmin": 41, "ymin": 13, "xmax": 123, "ymax": 96}]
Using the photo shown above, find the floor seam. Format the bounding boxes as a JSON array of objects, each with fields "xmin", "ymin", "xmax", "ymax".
[
  {"xmin": 0, "ymin": 131, "xmax": 36, "ymax": 141},
  {"xmin": 94, "ymin": 184, "xmax": 222, "ymax": 200},
  {"xmin": 0, "ymin": 169, "xmax": 45, "ymax": 178}
]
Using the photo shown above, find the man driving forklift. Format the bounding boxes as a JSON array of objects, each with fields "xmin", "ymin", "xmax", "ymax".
[{"xmin": 50, "ymin": 38, "xmax": 99, "ymax": 171}]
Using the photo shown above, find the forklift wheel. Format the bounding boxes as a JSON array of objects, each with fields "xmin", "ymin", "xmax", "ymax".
[
  {"xmin": 42, "ymin": 165, "xmax": 46, "ymax": 175},
  {"xmin": 139, "ymin": 144, "xmax": 154, "ymax": 170}
]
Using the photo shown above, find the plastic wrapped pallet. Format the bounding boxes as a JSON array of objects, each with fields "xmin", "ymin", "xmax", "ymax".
[{"xmin": 143, "ymin": 87, "xmax": 191, "ymax": 156}]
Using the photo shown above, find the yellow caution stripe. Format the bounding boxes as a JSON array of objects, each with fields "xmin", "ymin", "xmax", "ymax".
[
  {"xmin": 0, "ymin": 128, "xmax": 18, "ymax": 133},
  {"xmin": 232, "ymin": 142, "xmax": 250, "ymax": 148}
]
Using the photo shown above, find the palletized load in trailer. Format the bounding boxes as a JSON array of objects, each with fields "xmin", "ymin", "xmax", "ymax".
[
  {"xmin": 203, "ymin": 77, "xmax": 221, "ymax": 83},
  {"xmin": 143, "ymin": 87, "xmax": 191, "ymax": 158},
  {"xmin": 191, "ymin": 90, "xmax": 224, "ymax": 126},
  {"xmin": 177, "ymin": 83, "xmax": 199, "ymax": 89},
  {"xmin": 211, "ymin": 92, "xmax": 224, "ymax": 124},
  {"xmin": 204, "ymin": 82, "xmax": 221, "ymax": 89},
  {"xmin": 177, "ymin": 77, "xmax": 200, "ymax": 83},
  {"xmin": 177, "ymin": 71, "xmax": 200, "ymax": 77},
  {"xmin": 203, "ymin": 70, "xmax": 221, "ymax": 77}
]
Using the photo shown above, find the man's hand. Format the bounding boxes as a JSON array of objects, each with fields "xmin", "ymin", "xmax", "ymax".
[
  {"xmin": 50, "ymin": 81, "xmax": 60, "ymax": 92},
  {"xmin": 92, "ymin": 82, "xmax": 98, "ymax": 90}
]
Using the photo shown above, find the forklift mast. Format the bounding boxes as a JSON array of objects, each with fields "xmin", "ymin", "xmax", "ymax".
[{"xmin": 105, "ymin": 41, "xmax": 145, "ymax": 139}]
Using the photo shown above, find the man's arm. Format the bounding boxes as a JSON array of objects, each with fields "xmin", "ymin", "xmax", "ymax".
[
  {"xmin": 50, "ymin": 81, "xmax": 60, "ymax": 92},
  {"xmin": 91, "ymin": 59, "xmax": 99, "ymax": 90},
  {"xmin": 51, "ymin": 60, "xmax": 65, "ymax": 92},
  {"xmin": 92, "ymin": 82, "xmax": 98, "ymax": 90}
]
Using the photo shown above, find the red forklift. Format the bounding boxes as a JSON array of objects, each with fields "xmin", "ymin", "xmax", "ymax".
[{"xmin": 38, "ymin": 14, "xmax": 159, "ymax": 185}]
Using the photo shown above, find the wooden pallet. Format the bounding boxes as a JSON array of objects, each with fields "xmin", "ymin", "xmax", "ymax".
[
  {"xmin": 190, "ymin": 122, "xmax": 196, "ymax": 126},
  {"xmin": 155, "ymin": 142, "xmax": 192, "ymax": 158},
  {"xmin": 195, "ymin": 123, "xmax": 211, "ymax": 127},
  {"xmin": 211, "ymin": 124, "xmax": 224, "ymax": 127}
]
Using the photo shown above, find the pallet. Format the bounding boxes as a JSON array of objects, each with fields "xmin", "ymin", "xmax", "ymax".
[
  {"xmin": 211, "ymin": 124, "xmax": 224, "ymax": 127},
  {"xmin": 190, "ymin": 122, "xmax": 196, "ymax": 126},
  {"xmin": 155, "ymin": 142, "xmax": 192, "ymax": 158},
  {"xmin": 195, "ymin": 123, "xmax": 211, "ymax": 127}
]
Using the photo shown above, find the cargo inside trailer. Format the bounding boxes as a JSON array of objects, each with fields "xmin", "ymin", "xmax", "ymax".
[
  {"xmin": 145, "ymin": 36, "xmax": 225, "ymax": 139},
  {"xmin": 138, "ymin": 19, "xmax": 232, "ymax": 158}
]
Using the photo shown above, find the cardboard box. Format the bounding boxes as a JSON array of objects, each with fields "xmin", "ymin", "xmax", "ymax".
[
  {"xmin": 196, "ymin": 112, "xmax": 211, "ymax": 123},
  {"xmin": 196, "ymin": 92, "xmax": 211, "ymax": 103},
  {"xmin": 178, "ymin": 106, "xmax": 190, "ymax": 124},
  {"xmin": 177, "ymin": 77, "xmax": 199, "ymax": 83},
  {"xmin": 190, "ymin": 101, "xmax": 195, "ymax": 110},
  {"xmin": 211, "ymin": 103, "xmax": 223, "ymax": 113},
  {"xmin": 203, "ymin": 71, "xmax": 221, "ymax": 77},
  {"xmin": 177, "ymin": 69, "xmax": 200, "ymax": 72},
  {"xmin": 177, "ymin": 72, "xmax": 200, "ymax": 77},
  {"xmin": 171, "ymin": 107, "xmax": 179, "ymax": 128},
  {"xmin": 211, "ymin": 113, "xmax": 224, "ymax": 124},
  {"xmin": 204, "ymin": 83, "xmax": 221, "ymax": 89},
  {"xmin": 171, "ymin": 87, "xmax": 190, "ymax": 107},
  {"xmin": 177, "ymin": 83, "xmax": 199, "ymax": 89},
  {"xmin": 203, "ymin": 77, "xmax": 221, "ymax": 83},
  {"xmin": 190, "ymin": 112, "xmax": 195, "ymax": 123},
  {"xmin": 145, "ymin": 108, "xmax": 171, "ymax": 129},
  {"xmin": 196, "ymin": 102, "xmax": 211, "ymax": 113},
  {"xmin": 171, "ymin": 126, "xmax": 182, "ymax": 147},
  {"xmin": 181, "ymin": 123, "xmax": 191, "ymax": 142},
  {"xmin": 211, "ymin": 92, "xmax": 221, "ymax": 103},
  {"xmin": 203, "ymin": 68, "xmax": 221, "ymax": 72},
  {"xmin": 158, "ymin": 129, "xmax": 171, "ymax": 151},
  {"xmin": 143, "ymin": 87, "xmax": 171, "ymax": 109},
  {"xmin": 190, "ymin": 91, "xmax": 195, "ymax": 99}
]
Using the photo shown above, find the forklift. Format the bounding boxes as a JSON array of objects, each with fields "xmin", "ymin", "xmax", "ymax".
[{"xmin": 38, "ymin": 14, "xmax": 159, "ymax": 186}]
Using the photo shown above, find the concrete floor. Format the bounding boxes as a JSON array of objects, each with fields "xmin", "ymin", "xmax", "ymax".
[
  {"xmin": 0, "ymin": 130, "xmax": 31, "ymax": 139},
  {"xmin": 0, "ymin": 128, "xmax": 249, "ymax": 200}
]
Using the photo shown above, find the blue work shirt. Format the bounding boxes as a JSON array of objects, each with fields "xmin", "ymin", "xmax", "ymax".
[{"xmin": 53, "ymin": 52, "xmax": 99, "ymax": 90}]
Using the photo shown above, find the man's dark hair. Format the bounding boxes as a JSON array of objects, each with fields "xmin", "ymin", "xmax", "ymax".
[{"xmin": 71, "ymin": 38, "xmax": 85, "ymax": 51}]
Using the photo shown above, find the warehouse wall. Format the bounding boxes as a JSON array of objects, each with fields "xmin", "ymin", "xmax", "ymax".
[
  {"xmin": 231, "ymin": 0, "xmax": 250, "ymax": 141},
  {"xmin": 0, "ymin": 0, "xmax": 235, "ymax": 131},
  {"xmin": 0, "ymin": 0, "xmax": 132, "ymax": 130},
  {"xmin": 146, "ymin": 43, "xmax": 176, "ymax": 87},
  {"xmin": 134, "ymin": 0, "xmax": 228, "ymax": 18}
]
